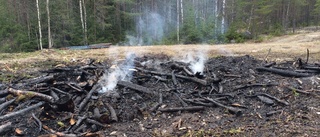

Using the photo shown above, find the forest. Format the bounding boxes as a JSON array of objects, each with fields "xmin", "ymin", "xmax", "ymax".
[{"xmin": 0, "ymin": 0, "xmax": 319, "ymax": 52}]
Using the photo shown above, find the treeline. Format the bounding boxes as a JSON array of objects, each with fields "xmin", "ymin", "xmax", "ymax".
[{"xmin": 0, "ymin": 0, "xmax": 319, "ymax": 52}]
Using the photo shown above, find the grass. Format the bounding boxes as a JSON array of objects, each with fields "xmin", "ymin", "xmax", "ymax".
[{"xmin": 0, "ymin": 32, "xmax": 320, "ymax": 71}]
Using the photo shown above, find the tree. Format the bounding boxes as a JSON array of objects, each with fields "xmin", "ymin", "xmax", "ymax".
[
  {"xmin": 177, "ymin": 0, "xmax": 180, "ymax": 43},
  {"xmin": 47, "ymin": 0, "xmax": 52, "ymax": 48},
  {"xmin": 36, "ymin": 0, "xmax": 43, "ymax": 50},
  {"xmin": 79, "ymin": 0, "xmax": 87, "ymax": 45},
  {"xmin": 1, "ymin": 0, "xmax": 320, "ymax": 52}
]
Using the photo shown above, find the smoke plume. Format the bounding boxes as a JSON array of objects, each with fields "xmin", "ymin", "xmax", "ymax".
[
  {"xmin": 125, "ymin": 12, "xmax": 165, "ymax": 46},
  {"xmin": 180, "ymin": 46, "xmax": 209, "ymax": 74},
  {"xmin": 98, "ymin": 53, "xmax": 136, "ymax": 93}
]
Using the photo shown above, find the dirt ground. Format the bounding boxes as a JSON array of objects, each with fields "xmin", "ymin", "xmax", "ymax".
[{"xmin": 0, "ymin": 31, "xmax": 320, "ymax": 136}]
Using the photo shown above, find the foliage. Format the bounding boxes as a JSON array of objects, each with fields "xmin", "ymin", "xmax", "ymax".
[
  {"xmin": 224, "ymin": 26, "xmax": 251, "ymax": 43},
  {"xmin": 0, "ymin": 0, "xmax": 319, "ymax": 52}
]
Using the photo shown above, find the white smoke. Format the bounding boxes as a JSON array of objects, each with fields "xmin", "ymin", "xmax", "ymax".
[
  {"xmin": 180, "ymin": 46, "xmax": 209, "ymax": 74},
  {"xmin": 189, "ymin": 54, "xmax": 206, "ymax": 74},
  {"xmin": 98, "ymin": 53, "xmax": 136, "ymax": 93},
  {"xmin": 218, "ymin": 47, "xmax": 234, "ymax": 56},
  {"xmin": 124, "ymin": 12, "xmax": 165, "ymax": 46}
]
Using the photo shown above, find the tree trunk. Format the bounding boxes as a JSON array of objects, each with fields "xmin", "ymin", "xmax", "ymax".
[
  {"xmin": 36, "ymin": 0, "xmax": 43, "ymax": 50},
  {"xmin": 248, "ymin": 1, "xmax": 255, "ymax": 30},
  {"xmin": 292, "ymin": 1, "xmax": 296, "ymax": 33},
  {"xmin": 180, "ymin": 0, "xmax": 184, "ymax": 23},
  {"xmin": 93, "ymin": 0, "xmax": 96, "ymax": 43},
  {"xmin": 79, "ymin": 0, "xmax": 85, "ymax": 44},
  {"xmin": 177, "ymin": 0, "xmax": 180, "ymax": 43},
  {"xmin": 221, "ymin": 0, "xmax": 226, "ymax": 33},
  {"xmin": 82, "ymin": 0, "xmax": 88, "ymax": 45},
  {"xmin": 285, "ymin": 0, "xmax": 290, "ymax": 32},
  {"xmin": 214, "ymin": 0, "xmax": 218, "ymax": 36},
  {"xmin": 47, "ymin": 0, "xmax": 52, "ymax": 49}
]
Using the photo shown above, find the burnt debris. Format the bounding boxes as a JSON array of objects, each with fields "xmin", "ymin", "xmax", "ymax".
[{"xmin": 0, "ymin": 54, "xmax": 319, "ymax": 136}]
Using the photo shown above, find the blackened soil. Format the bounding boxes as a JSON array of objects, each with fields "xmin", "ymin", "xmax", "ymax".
[{"xmin": 0, "ymin": 55, "xmax": 319, "ymax": 136}]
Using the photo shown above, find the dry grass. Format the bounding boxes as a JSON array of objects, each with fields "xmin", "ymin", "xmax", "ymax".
[{"xmin": 1, "ymin": 32, "xmax": 320, "ymax": 67}]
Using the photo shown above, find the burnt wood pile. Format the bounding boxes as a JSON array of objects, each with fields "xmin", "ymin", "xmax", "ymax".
[{"xmin": 0, "ymin": 54, "xmax": 319, "ymax": 136}]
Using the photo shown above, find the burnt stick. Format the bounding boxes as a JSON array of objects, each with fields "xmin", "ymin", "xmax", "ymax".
[
  {"xmin": 105, "ymin": 102, "xmax": 118, "ymax": 122},
  {"xmin": 0, "ymin": 122, "xmax": 12, "ymax": 135},
  {"xmin": 135, "ymin": 67, "xmax": 215, "ymax": 86},
  {"xmin": 0, "ymin": 98, "xmax": 16, "ymax": 112},
  {"xmin": 171, "ymin": 70, "xmax": 178, "ymax": 87},
  {"xmin": 0, "ymin": 102, "xmax": 45, "ymax": 122},
  {"xmin": 8, "ymin": 88, "xmax": 54, "ymax": 103},
  {"xmin": 204, "ymin": 97, "xmax": 242, "ymax": 115},
  {"xmin": 77, "ymin": 83, "xmax": 100, "ymax": 113},
  {"xmin": 149, "ymin": 93, "xmax": 163, "ymax": 112},
  {"xmin": 158, "ymin": 106, "xmax": 204, "ymax": 112},
  {"xmin": 117, "ymin": 81, "xmax": 154, "ymax": 94},
  {"xmin": 256, "ymin": 67, "xmax": 312, "ymax": 77},
  {"xmin": 174, "ymin": 92, "xmax": 188, "ymax": 107},
  {"xmin": 32, "ymin": 113, "xmax": 42, "ymax": 132}
]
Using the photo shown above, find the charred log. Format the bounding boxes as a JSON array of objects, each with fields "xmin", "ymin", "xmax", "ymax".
[
  {"xmin": 256, "ymin": 67, "xmax": 312, "ymax": 77},
  {"xmin": 158, "ymin": 106, "xmax": 204, "ymax": 112},
  {"xmin": 0, "ymin": 102, "xmax": 45, "ymax": 122},
  {"xmin": 117, "ymin": 81, "xmax": 154, "ymax": 95}
]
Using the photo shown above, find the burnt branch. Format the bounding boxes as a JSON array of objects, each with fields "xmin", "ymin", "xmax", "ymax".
[
  {"xmin": 43, "ymin": 125, "xmax": 77, "ymax": 137},
  {"xmin": 105, "ymin": 102, "xmax": 118, "ymax": 122},
  {"xmin": 306, "ymin": 49, "xmax": 309, "ymax": 64},
  {"xmin": 32, "ymin": 113, "xmax": 42, "ymax": 132},
  {"xmin": 233, "ymin": 83, "xmax": 278, "ymax": 91},
  {"xmin": 0, "ymin": 102, "xmax": 44, "ymax": 122},
  {"xmin": 0, "ymin": 98, "xmax": 16, "ymax": 112},
  {"xmin": 182, "ymin": 98, "xmax": 214, "ymax": 107},
  {"xmin": 263, "ymin": 62, "xmax": 276, "ymax": 68},
  {"xmin": 174, "ymin": 92, "xmax": 188, "ymax": 107},
  {"xmin": 135, "ymin": 67, "xmax": 215, "ymax": 86},
  {"xmin": 256, "ymin": 67, "xmax": 312, "ymax": 77},
  {"xmin": 257, "ymin": 93, "xmax": 289, "ymax": 106},
  {"xmin": 8, "ymin": 88, "xmax": 54, "ymax": 103},
  {"xmin": 20, "ymin": 75, "xmax": 54, "ymax": 86},
  {"xmin": 171, "ymin": 71, "xmax": 178, "ymax": 87},
  {"xmin": 149, "ymin": 93, "xmax": 163, "ymax": 112},
  {"xmin": 117, "ymin": 81, "xmax": 154, "ymax": 94},
  {"xmin": 86, "ymin": 118, "xmax": 106, "ymax": 128},
  {"xmin": 266, "ymin": 110, "xmax": 283, "ymax": 117},
  {"xmin": 93, "ymin": 108, "xmax": 110, "ymax": 124},
  {"xmin": 264, "ymin": 48, "xmax": 271, "ymax": 62},
  {"xmin": 77, "ymin": 83, "xmax": 100, "ymax": 113},
  {"xmin": 0, "ymin": 97, "xmax": 6, "ymax": 104},
  {"xmin": 0, "ymin": 122, "xmax": 12, "ymax": 134},
  {"xmin": 158, "ymin": 106, "xmax": 204, "ymax": 112},
  {"xmin": 204, "ymin": 97, "xmax": 242, "ymax": 115},
  {"xmin": 286, "ymin": 86, "xmax": 320, "ymax": 98},
  {"xmin": 301, "ymin": 66, "xmax": 320, "ymax": 72}
]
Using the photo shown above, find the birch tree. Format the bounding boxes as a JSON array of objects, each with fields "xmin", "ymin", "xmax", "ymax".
[
  {"xmin": 177, "ymin": 0, "xmax": 180, "ymax": 42},
  {"xmin": 82, "ymin": 0, "xmax": 88, "ymax": 45},
  {"xmin": 47, "ymin": 0, "xmax": 52, "ymax": 48},
  {"xmin": 36, "ymin": 0, "xmax": 43, "ymax": 50},
  {"xmin": 79, "ymin": 0, "xmax": 85, "ymax": 44},
  {"xmin": 221, "ymin": 0, "xmax": 226, "ymax": 33},
  {"xmin": 180, "ymin": 0, "xmax": 184, "ymax": 23}
]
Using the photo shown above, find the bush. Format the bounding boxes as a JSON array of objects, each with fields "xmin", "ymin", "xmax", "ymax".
[
  {"xmin": 224, "ymin": 26, "xmax": 253, "ymax": 43},
  {"xmin": 225, "ymin": 28, "xmax": 244, "ymax": 43},
  {"xmin": 269, "ymin": 23, "xmax": 284, "ymax": 36}
]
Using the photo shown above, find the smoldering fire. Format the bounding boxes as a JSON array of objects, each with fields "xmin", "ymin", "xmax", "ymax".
[{"xmin": 99, "ymin": 53, "xmax": 136, "ymax": 93}]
